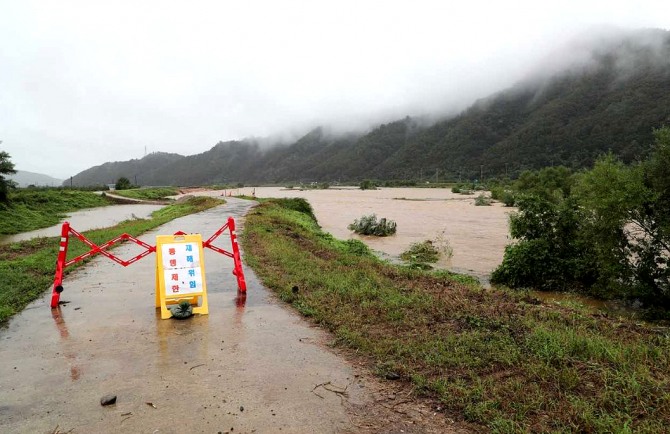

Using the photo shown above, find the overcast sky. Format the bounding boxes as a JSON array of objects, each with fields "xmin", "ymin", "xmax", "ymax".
[{"xmin": 1, "ymin": 1, "xmax": 669, "ymax": 179}]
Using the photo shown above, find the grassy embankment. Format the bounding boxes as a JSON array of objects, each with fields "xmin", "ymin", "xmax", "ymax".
[
  {"xmin": 110, "ymin": 187, "xmax": 180, "ymax": 201},
  {"xmin": 0, "ymin": 189, "xmax": 111, "ymax": 235},
  {"xmin": 0, "ymin": 196, "xmax": 223, "ymax": 323},
  {"xmin": 241, "ymin": 198, "xmax": 670, "ymax": 433}
]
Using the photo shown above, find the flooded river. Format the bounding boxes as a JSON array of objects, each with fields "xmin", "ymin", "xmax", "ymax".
[
  {"xmin": 196, "ymin": 187, "xmax": 514, "ymax": 280},
  {"xmin": 213, "ymin": 187, "xmax": 640, "ymax": 317},
  {"xmin": 0, "ymin": 204, "xmax": 164, "ymax": 244}
]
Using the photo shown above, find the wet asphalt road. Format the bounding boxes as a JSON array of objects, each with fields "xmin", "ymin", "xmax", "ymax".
[{"xmin": 0, "ymin": 198, "xmax": 368, "ymax": 433}]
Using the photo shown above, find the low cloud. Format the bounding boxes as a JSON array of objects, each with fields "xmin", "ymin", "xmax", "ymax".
[{"xmin": 0, "ymin": 1, "xmax": 668, "ymax": 178}]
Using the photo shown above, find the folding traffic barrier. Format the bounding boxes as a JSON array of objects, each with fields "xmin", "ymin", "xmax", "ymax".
[{"xmin": 50, "ymin": 217, "xmax": 247, "ymax": 318}]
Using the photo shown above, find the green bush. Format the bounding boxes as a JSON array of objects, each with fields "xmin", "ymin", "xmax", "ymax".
[
  {"xmin": 401, "ymin": 240, "xmax": 440, "ymax": 263},
  {"xmin": 491, "ymin": 187, "xmax": 516, "ymax": 206},
  {"xmin": 348, "ymin": 214, "xmax": 397, "ymax": 236},
  {"xmin": 474, "ymin": 194, "xmax": 492, "ymax": 206},
  {"xmin": 359, "ymin": 180, "xmax": 377, "ymax": 190},
  {"xmin": 491, "ymin": 195, "xmax": 598, "ymax": 291}
]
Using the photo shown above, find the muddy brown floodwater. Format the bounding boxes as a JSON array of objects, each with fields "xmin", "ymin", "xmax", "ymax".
[{"xmin": 196, "ymin": 187, "xmax": 514, "ymax": 282}]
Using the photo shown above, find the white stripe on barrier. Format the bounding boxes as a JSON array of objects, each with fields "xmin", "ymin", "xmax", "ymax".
[
  {"xmin": 60, "ymin": 237, "xmax": 67, "ymax": 243},
  {"xmin": 59, "ymin": 246, "xmax": 65, "ymax": 251}
]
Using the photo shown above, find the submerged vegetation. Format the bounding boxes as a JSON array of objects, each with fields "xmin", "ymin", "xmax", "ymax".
[
  {"xmin": 242, "ymin": 198, "xmax": 670, "ymax": 432},
  {"xmin": 400, "ymin": 240, "xmax": 440, "ymax": 263},
  {"xmin": 359, "ymin": 179, "xmax": 378, "ymax": 190},
  {"xmin": 401, "ymin": 235, "xmax": 453, "ymax": 269},
  {"xmin": 348, "ymin": 214, "xmax": 397, "ymax": 236},
  {"xmin": 492, "ymin": 127, "xmax": 670, "ymax": 312},
  {"xmin": 474, "ymin": 193, "xmax": 492, "ymax": 206},
  {"xmin": 0, "ymin": 196, "xmax": 223, "ymax": 323}
]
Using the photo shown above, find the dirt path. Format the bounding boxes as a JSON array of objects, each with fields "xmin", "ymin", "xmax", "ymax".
[{"xmin": 0, "ymin": 198, "xmax": 462, "ymax": 433}]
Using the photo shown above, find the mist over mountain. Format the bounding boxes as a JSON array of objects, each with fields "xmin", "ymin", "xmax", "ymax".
[
  {"xmin": 8, "ymin": 170, "xmax": 63, "ymax": 188},
  {"xmin": 68, "ymin": 29, "xmax": 670, "ymax": 186},
  {"xmin": 71, "ymin": 152, "xmax": 185, "ymax": 186}
]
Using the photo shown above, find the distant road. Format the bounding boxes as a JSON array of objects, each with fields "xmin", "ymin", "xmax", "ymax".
[{"xmin": 96, "ymin": 191, "xmax": 168, "ymax": 205}]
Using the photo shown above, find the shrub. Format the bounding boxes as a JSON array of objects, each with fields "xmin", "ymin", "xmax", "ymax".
[
  {"xmin": 359, "ymin": 180, "xmax": 377, "ymax": 190},
  {"xmin": 401, "ymin": 240, "xmax": 440, "ymax": 263},
  {"xmin": 474, "ymin": 194, "xmax": 492, "ymax": 206},
  {"xmin": 491, "ymin": 187, "xmax": 516, "ymax": 206},
  {"xmin": 348, "ymin": 214, "xmax": 397, "ymax": 236}
]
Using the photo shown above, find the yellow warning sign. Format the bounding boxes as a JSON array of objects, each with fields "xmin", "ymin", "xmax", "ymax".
[{"xmin": 155, "ymin": 234, "xmax": 208, "ymax": 319}]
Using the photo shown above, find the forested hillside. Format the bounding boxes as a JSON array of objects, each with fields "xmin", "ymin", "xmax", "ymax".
[
  {"xmin": 71, "ymin": 152, "xmax": 185, "ymax": 186},
  {"xmin": 69, "ymin": 29, "xmax": 670, "ymax": 186}
]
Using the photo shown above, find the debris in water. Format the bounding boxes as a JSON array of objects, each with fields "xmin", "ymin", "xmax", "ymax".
[
  {"xmin": 170, "ymin": 301, "xmax": 193, "ymax": 319},
  {"xmin": 100, "ymin": 394, "xmax": 117, "ymax": 406}
]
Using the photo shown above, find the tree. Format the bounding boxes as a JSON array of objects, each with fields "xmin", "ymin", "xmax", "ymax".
[
  {"xmin": 115, "ymin": 177, "xmax": 132, "ymax": 190},
  {"xmin": 514, "ymin": 166, "xmax": 575, "ymax": 202},
  {"xmin": 0, "ymin": 149, "xmax": 17, "ymax": 203},
  {"xmin": 490, "ymin": 195, "xmax": 597, "ymax": 291},
  {"xmin": 493, "ymin": 127, "xmax": 670, "ymax": 309}
]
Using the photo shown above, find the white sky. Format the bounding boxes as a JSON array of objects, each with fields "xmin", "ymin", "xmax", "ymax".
[{"xmin": 1, "ymin": 0, "xmax": 669, "ymax": 179}]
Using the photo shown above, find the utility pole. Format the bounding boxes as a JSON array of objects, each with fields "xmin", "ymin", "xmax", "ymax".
[
  {"xmin": 480, "ymin": 165, "xmax": 483, "ymax": 182},
  {"xmin": 70, "ymin": 176, "xmax": 73, "ymax": 188}
]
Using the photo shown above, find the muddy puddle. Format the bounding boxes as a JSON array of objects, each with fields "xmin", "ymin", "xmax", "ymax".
[{"xmin": 0, "ymin": 204, "xmax": 165, "ymax": 245}]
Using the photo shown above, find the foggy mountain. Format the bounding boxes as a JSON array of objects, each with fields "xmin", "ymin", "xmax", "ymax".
[
  {"xmin": 8, "ymin": 170, "xmax": 63, "ymax": 188},
  {"xmin": 70, "ymin": 151, "xmax": 185, "ymax": 186},
  {"xmin": 69, "ymin": 29, "xmax": 670, "ymax": 186}
]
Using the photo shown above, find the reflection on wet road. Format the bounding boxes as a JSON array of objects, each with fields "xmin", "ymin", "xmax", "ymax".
[{"xmin": 0, "ymin": 198, "xmax": 369, "ymax": 433}]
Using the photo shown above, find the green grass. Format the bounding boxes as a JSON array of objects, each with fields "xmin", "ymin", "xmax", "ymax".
[
  {"xmin": 111, "ymin": 187, "xmax": 179, "ymax": 200},
  {"xmin": 241, "ymin": 198, "xmax": 670, "ymax": 433},
  {"xmin": 0, "ymin": 196, "xmax": 224, "ymax": 324},
  {"xmin": 0, "ymin": 189, "xmax": 111, "ymax": 235}
]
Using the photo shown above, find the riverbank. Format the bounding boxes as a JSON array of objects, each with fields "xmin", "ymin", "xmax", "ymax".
[
  {"xmin": 0, "ymin": 196, "xmax": 223, "ymax": 323},
  {"xmin": 241, "ymin": 198, "xmax": 670, "ymax": 432},
  {"xmin": 0, "ymin": 189, "xmax": 112, "ymax": 235}
]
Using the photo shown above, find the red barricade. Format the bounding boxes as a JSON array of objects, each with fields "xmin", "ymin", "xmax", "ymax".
[{"xmin": 50, "ymin": 217, "xmax": 246, "ymax": 308}]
